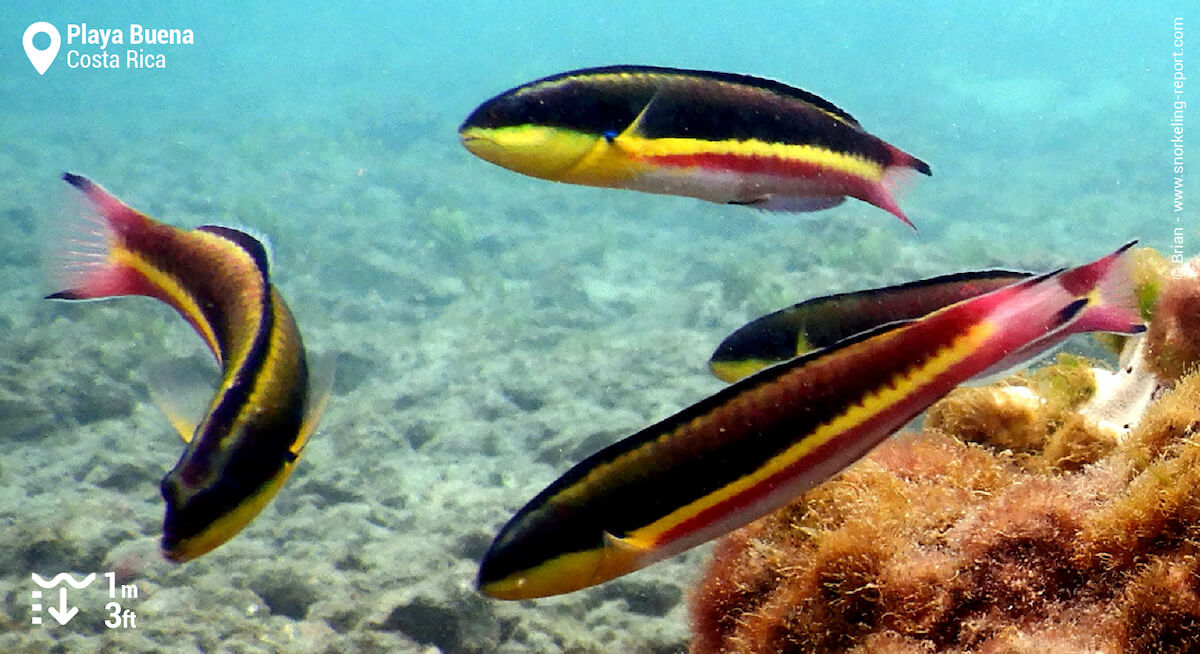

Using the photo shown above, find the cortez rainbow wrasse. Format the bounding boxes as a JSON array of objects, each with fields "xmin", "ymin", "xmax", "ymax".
[
  {"xmin": 47, "ymin": 173, "xmax": 331, "ymax": 562},
  {"xmin": 460, "ymin": 65, "xmax": 931, "ymax": 227},
  {"xmin": 710, "ymin": 270, "xmax": 1033, "ymax": 382},
  {"xmin": 477, "ymin": 243, "xmax": 1144, "ymax": 599}
]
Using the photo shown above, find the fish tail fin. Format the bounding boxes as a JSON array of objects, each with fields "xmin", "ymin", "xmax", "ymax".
[
  {"xmin": 871, "ymin": 145, "xmax": 930, "ymax": 232},
  {"xmin": 971, "ymin": 250, "xmax": 1139, "ymax": 381},
  {"xmin": 45, "ymin": 173, "xmax": 152, "ymax": 300},
  {"xmin": 870, "ymin": 173, "xmax": 917, "ymax": 232},
  {"xmin": 985, "ymin": 243, "xmax": 1142, "ymax": 345},
  {"xmin": 1065, "ymin": 241, "xmax": 1145, "ymax": 335}
]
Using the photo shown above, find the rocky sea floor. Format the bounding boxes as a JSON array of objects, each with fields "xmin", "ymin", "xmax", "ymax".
[{"xmin": 0, "ymin": 64, "xmax": 1164, "ymax": 652}]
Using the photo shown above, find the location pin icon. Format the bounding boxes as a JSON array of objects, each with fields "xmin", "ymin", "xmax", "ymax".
[{"xmin": 23, "ymin": 22, "xmax": 61, "ymax": 75}]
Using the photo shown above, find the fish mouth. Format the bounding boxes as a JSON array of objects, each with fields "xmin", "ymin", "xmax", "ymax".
[
  {"xmin": 458, "ymin": 128, "xmax": 491, "ymax": 144},
  {"xmin": 459, "ymin": 133, "xmax": 504, "ymax": 162},
  {"xmin": 458, "ymin": 133, "xmax": 490, "ymax": 150}
]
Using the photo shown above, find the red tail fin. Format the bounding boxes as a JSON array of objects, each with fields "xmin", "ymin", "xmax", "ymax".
[
  {"xmin": 1064, "ymin": 241, "xmax": 1145, "ymax": 335},
  {"xmin": 46, "ymin": 173, "xmax": 155, "ymax": 300},
  {"xmin": 875, "ymin": 145, "xmax": 930, "ymax": 232}
]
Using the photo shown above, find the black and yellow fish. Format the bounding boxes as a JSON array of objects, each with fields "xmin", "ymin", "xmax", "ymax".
[
  {"xmin": 47, "ymin": 173, "xmax": 332, "ymax": 562},
  {"xmin": 460, "ymin": 65, "xmax": 931, "ymax": 227},
  {"xmin": 709, "ymin": 270, "xmax": 1033, "ymax": 382}
]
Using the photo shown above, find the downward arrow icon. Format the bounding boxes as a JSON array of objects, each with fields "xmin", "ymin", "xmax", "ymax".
[{"xmin": 47, "ymin": 588, "xmax": 78, "ymax": 625}]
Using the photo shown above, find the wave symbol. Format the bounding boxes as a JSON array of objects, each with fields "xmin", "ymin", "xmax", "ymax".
[{"xmin": 31, "ymin": 572, "xmax": 96, "ymax": 589}]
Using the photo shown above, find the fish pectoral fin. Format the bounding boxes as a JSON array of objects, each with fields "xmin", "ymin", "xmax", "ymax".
[
  {"xmin": 146, "ymin": 359, "xmax": 218, "ymax": 443},
  {"xmin": 613, "ymin": 83, "xmax": 681, "ymax": 146},
  {"xmin": 292, "ymin": 351, "xmax": 337, "ymax": 456},
  {"xmin": 602, "ymin": 531, "xmax": 653, "ymax": 554},
  {"xmin": 614, "ymin": 92, "xmax": 661, "ymax": 144},
  {"xmin": 597, "ymin": 531, "xmax": 656, "ymax": 581}
]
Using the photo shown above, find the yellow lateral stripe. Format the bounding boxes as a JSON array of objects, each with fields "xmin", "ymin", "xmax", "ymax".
[
  {"xmin": 551, "ymin": 322, "xmax": 985, "ymax": 508},
  {"xmin": 619, "ymin": 135, "xmax": 887, "ymax": 180},
  {"xmin": 185, "ymin": 230, "xmax": 270, "ymax": 383},
  {"xmin": 629, "ymin": 321, "xmax": 997, "ymax": 544},
  {"xmin": 465, "ymin": 124, "xmax": 885, "ymax": 184},
  {"xmin": 111, "ymin": 247, "xmax": 223, "ymax": 363},
  {"xmin": 218, "ymin": 289, "xmax": 306, "ymax": 453}
]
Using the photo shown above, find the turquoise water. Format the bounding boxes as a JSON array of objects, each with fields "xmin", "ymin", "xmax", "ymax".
[{"xmin": 0, "ymin": 2, "xmax": 1188, "ymax": 652}]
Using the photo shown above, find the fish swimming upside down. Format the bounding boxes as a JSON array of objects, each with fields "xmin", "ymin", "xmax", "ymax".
[
  {"xmin": 477, "ymin": 243, "xmax": 1144, "ymax": 599},
  {"xmin": 47, "ymin": 173, "xmax": 331, "ymax": 562},
  {"xmin": 460, "ymin": 65, "xmax": 931, "ymax": 227}
]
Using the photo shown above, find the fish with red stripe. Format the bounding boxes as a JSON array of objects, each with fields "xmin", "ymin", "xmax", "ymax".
[
  {"xmin": 47, "ymin": 173, "xmax": 332, "ymax": 562},
  {"xmin": 477, "ymin": 243, "xmax": 1144, "ymax": 599},
  {"xmin": 460, "ymin": 65, "xmax": 931, "ymax": 227}
]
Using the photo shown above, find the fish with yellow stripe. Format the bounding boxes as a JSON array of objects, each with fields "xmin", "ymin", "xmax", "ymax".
[
  {"xmin": 47, "ymin": 173, "xmax": 332, "ymax": 562},
  {"xmin": 460, "ymin": 65, "xmax": 931, "ymax": 227},
  {"xmin": 709, "ymin": 269, "xmax": 1034, "ymax": 382},
  {"xmin": 477, "ymin": 243, "xmax": 1144, "ymax": 599}
]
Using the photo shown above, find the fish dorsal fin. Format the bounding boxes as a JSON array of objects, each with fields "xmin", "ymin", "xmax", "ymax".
[
  {"xmin": 292, "ymin": 351, "xmax": 336, "ymax": 457},
  {"xmin": 146, "ymin": 359, "xmax": 218, "ymax": 444}
]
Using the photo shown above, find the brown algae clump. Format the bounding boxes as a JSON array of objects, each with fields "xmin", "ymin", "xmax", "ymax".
[{"xmin": 1144, "ymin": 258, "xmax": 1200, "ymax": 382}]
